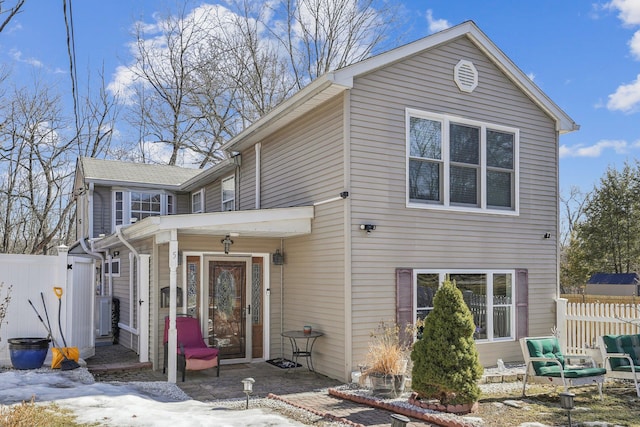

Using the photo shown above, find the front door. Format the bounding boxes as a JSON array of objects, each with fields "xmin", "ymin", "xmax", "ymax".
[{"xmin": 206, "ymin": 259, "xmax": 251, "ymax": 362}]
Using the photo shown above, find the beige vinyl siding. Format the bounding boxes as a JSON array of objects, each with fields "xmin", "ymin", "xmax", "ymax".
[
  {"xmin": 281, "ymin": 201, "xmax": 346, "ymax": 380},
  {"xmin": 92, "ymin": 185, "xmax": 112, "ymax": 237},
  {"xmin": 348, "ymin": 37, "xmax": 559, "ymax": 367},
  {"xmin": 259, "ymin": 96, "xmax": 344, "ymax": 208}
]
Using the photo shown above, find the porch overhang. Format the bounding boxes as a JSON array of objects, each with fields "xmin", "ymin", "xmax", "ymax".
[{"xmin": 93, "ymin": 206, "xmax": 315, "ymax": 249}]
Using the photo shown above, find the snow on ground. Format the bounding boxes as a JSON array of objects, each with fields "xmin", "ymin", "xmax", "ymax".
[{"xmin": 0, "ymin": 368, "xmax": 314, "ymax": 426}]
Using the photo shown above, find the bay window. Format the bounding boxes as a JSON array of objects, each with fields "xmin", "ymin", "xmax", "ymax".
[
  {"xmin": 113, "ymin": 190, "xmax": 174, "ymax": 228},
  {"xmin": 407, "ymin": 109, "xmax": 518, "ymax": 213}
]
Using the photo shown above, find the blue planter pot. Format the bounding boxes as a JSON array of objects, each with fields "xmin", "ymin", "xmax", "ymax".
[{"xmin": 8, "ymin": 338, "xmax": 50, "ymax": 369}]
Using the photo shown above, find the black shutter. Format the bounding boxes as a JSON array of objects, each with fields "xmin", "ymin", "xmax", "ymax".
[{"xmin": 396, "ymin": 268, "xmax": 413, "ymax": 347}]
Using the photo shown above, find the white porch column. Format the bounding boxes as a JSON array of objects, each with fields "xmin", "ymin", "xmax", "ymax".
[
  {"xmin": 139, "ymin": 254, "xmax": 150, "ymax": 363},
  {"xmin": 167, "ymin": 230, "xmax": 178, "ymax": 383}
]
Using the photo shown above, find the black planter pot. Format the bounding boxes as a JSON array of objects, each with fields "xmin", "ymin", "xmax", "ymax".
[{"xmin": 8, "ymin": 338, "xmax": 50, "ymax": 369}]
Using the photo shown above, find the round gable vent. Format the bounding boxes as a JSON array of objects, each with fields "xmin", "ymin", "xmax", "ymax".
[{"xmin": 454, "ymin": 59, "xmax": 478, "ymax": 93}]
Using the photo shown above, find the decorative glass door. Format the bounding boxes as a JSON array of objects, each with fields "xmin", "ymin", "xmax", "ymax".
[{"xmin": 207, "ymin": 260, "xmax": 249, "ymax": 361}]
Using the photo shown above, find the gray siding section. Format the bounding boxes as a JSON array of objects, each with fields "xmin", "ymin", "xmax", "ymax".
[
  {"xmin": 176, "ymin": 193, "xmax": 191, "ymax": 214},
  {"xmin": 348, "ymin": 37, "xmax": 559, "ymax": 366},
  {"xmin": 203, "ymin": 180, "xmax": 222, "ymax": 213},
  {"xmin": 259, "ymin": 95, "xmax": 345, "ymax": 208},
  {"xmin": 239, "ymin": 147, "xmax": 256, "ymax": 210},
  {"xmin": 92, "ymin": 185, "xmax": 112, "ymax": 237}
]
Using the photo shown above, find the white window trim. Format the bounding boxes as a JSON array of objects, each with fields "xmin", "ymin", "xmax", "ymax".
[
  {"xmin": 413, "ymin": 269, "xmax": 516, "ymax": 343},
  {"xmin": 406, "ymin": 109, "xmax": 519, "ymax": 215},
  {"xmin": 221, "ymin": 175, "xmax": 235, "ymax": 211},
  {"xmin": 192, "ymin": 189, "xmax": 204, "ymax": 213},
  {"xmin": 112, "ymin": 189, "xmax": 175, "ymax": 229},
  {"xmin": 105, "ymin": 258, "xmax": 120, "ymax": 278}
]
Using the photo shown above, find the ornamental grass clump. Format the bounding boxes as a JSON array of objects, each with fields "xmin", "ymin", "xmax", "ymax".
[
  {"xmin": 362, "ymin": 321, "xmax": 409, "ymax": 377},
  {"xmin": 411, "ymin": 279, "xmax": 483, "ymax": 406}
]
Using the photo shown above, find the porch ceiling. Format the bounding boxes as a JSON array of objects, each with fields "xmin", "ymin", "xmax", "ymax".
[{"xmin": 93, "ymin": 206, "xmax": 314, "ymax": 249}]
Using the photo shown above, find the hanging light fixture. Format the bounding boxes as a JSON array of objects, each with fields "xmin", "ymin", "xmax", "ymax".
[{"xmin": 221, "ymin": 235, "xmax": 234, "ymax": 254}]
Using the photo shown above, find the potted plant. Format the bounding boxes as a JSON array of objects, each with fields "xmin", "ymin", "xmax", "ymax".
[
  {"xmin": 410, "ymin": 279, "xmax": 483, "ymax": 413},
  {"xmin": 361, "ymin": 321, "xmax": 410, "ymax": 397}
]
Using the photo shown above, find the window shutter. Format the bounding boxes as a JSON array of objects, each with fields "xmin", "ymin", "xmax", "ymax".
[
  {"xmin": 396, "ymin": 268, "xmax": 413, "ymax": 346},
  {"xmin": 515, "ymin": 269, "xmax": 528, "ymax": 339}
]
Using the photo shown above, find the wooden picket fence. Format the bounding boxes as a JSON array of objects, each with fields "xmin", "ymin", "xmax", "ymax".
[{"xmin": 558, "ymin": 298, "xmax": 640, "ymax": 355}]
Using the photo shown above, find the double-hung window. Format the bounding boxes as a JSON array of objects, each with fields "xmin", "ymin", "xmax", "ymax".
[
  {"xmin": 113, "ymin": 190, "xmax": 174, "ymax": 228},
  {"xmin": 192, "ymin": 189, "xmax": 204, "ymax": 213},
  {"xmin": 415, "ymin": 270, "xmax": 514, "ymax": 342},
  {"xmin": 407, "ymin": 109, "xmax": 518, "ymax": 213},
  {"xmin": 222, "ymin": 176, "xmax": 235, "ymax": 211}
]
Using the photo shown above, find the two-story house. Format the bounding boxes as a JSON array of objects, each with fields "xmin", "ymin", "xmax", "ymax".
[{"xmin": 74, "ymin": 21, "xmax": 578, "ymax": 383}]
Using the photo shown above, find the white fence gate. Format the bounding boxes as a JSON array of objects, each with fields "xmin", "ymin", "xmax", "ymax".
[
  {"xmin": 557, "ymin": 298, "xmax": 640, "ymax": 355},
  {"xmin": 0, "ymin": 246, "xmax": 96, "ymax": 367}
]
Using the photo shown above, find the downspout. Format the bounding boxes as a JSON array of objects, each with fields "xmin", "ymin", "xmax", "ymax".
[
  {"xmin": 279, "ymin": 238, "xmax": 284, "ymax": 358},
  {"xmin": 255, "ymin": 143, "xmax": 261, "ymax": 209},
  {"xmin": 115, "ymin": 225, "xmax": 140, "ymax": 354},
  {"xmin": 78, "ymin": 183, "xmax": 105, "ymax": 286}
]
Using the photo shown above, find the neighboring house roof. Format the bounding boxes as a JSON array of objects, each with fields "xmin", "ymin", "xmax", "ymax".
[
  {"xmin": 222, "ymin": 20, "xmax": 579, "ymax": 153},
  {"xmin": 78, "ymin": 157, "xmax": 203, "ymax": 190},
  {"xmin": 587, "ymin": 273, "xmax": 640, "ymax": 285}
]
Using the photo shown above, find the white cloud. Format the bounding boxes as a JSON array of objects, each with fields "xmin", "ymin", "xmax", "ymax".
[
  {"xmin": 630, "ymin": 29, "xmax": 640, "ymax": 59},
  {"xmin": 10, "ymin": 49, "xmax": 43, "ymax": 67},
  {"xmin": 606, "ymin": 0, "xmax": 640, "ymax": 25},
  {"xmin": 425, "ymin": 9, "xmax": 450, "ymax": 34},
  {"xmin": 607, "ymin": 73, "xmax": 640, "ymax": 112},
  {"xmin": 560, "ymin": 139, "xmax": 629, "ymax": 158},
  {"xmin": 527, "ymin": 72, "xmax": 536, "ymax": 81}
]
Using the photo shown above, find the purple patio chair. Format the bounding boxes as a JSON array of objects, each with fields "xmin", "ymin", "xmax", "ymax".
[{"xmin": 163, "ymin": 315, "xmax": 220, "ymax": 381}]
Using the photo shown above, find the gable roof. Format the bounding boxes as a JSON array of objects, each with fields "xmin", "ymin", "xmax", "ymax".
[
  {"xmin": 78, "ymin": 157, "xmax": 203, "ymax": 190},
  {"xmin": 222, "ymin": 20, "xmax": 578, "ymax": 154},
  {"xmin": 587, "ymin": 273, "xmax": 640, "ymax": 285}
]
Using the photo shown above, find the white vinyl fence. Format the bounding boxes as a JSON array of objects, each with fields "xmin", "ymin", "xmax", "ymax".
[
  {"xmin": 0, "ymin": 246, "xmax": 95, "ymax": 367},
  {"xmin": 557, "ymin": 298, "xmax": 640, "ymax": 355}
]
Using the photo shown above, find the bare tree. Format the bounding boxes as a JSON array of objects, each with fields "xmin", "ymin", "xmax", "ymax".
[
  {"xmin": 271, "ymin": 0, "xmax": 397, "ymax": 90},
  {"xmin": 0, "ymin": 72, "xmax": 119, "ymax": 254},
  {"xmin": 127, "ymin": 3, "xmax": 217, "ymax": 166},
  {"xmin": 0, "ymin": 0, "xmax": 25, "ymax": 34},
  {"xmin": 123, "ymin": 0, "xmax": 399, "ymax": 166},
  {"xmin": 0, "ymin": 80, "xmax": 75, "ymax": 254}
]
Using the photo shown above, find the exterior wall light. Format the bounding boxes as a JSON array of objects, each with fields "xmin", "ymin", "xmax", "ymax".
[
  {"xmin": 272, "ymin": 249, "xmax": 284, "ymax": 265},
  {"xmin": 360, "ymin": 224, "xmax": 376, "ymax": 233},
  {"xmin": 221, "ymin": 235, "xmax": 234, "ymax": 254},
  {"xmin": 543, "ymin": 232, "xmax": 551, "ymax": 239}
]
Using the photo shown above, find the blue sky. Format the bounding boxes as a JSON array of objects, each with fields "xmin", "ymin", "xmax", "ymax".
[{"xmin": 1, "ymin": 0, "xmax": 639, "ymax": 195}]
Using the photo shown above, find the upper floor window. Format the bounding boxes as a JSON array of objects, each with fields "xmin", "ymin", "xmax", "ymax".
[
  {"xmin": 192, "ymin": 189, "xmax": 204, "ymax": 213},
  {"xmin": 104, "ymin": 258, "xmax": 120, "ymax": 277},
  {"xmin": 407, "ymin": 109, "xmax": 518, "ymax": 214},
  {"xmin": 415, "ymin": 270, "xmax": 514, "ymax": 342},
  {"xmin": 222, "ymin": 175, "xmax": 235, "ymax": 211},
  {"xmin": 113, "ymin": 190, "xmax": 174, "ymax": 228}
]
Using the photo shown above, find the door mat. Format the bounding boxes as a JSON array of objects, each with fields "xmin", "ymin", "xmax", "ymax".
[{"xmin": 266, "ymin": 358, "xmax": 302, "ymax": 369}]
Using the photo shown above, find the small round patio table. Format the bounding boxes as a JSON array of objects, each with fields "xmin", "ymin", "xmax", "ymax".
[{"xmin": 281, "ymin": 330, "xmax": 324, "ymax": 373}]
